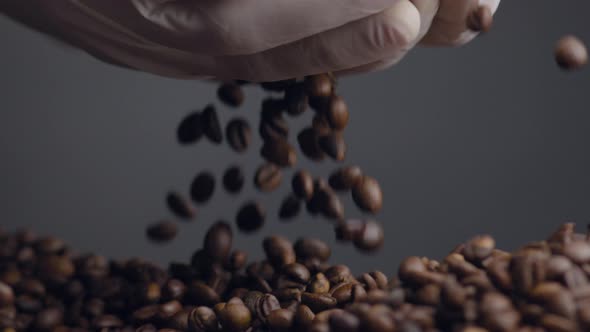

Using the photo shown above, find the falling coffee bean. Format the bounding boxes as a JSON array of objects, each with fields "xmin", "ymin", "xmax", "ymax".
[
  {"xmin": 166, "ymin": 192, "xmax": 196, "ymax": 219},
  {"xmin": 318, "ymin": 133, "xmax": 347, "ymax": 161},
  {"xmin": 284, "ymin": 83, "xmax": 308, "ymax": 116},
  {"xmin": 353, "ymin": 220, "xmax": 384, "ymax": 252},
  {"xmin": 279, "ymin": 195, "xmax": 301, "ymax": 220},
  {"xmin": 317, "ymin": 190, "xmax": 345, "ymax": 221},
  {"xmin": 236, "ymin": 201, "xmax": 266, "ymax": 233},
  {"xmin": 202, "ymin": 105, "xmax": 223, "ymax": 144},
  {"xmin": 555, "ymin": 35, "xmax": 588, "ymax": 70},
  {"xmin": 467, "ymin": 5, "xmax": 493, "ymax": 32},
  {"xmin": 217, "ymin": 83, "xmax": 244, "ymax": 107},
  {"xmin": 225, "ymin": 118, "xmax": 251, "ymax": 153},
  {"xmin": 305, "ymin": 74, "xmax": 334, "ymax": 98},
  {"xmin": 190, "ymin": 172, "xmax": 216, "ymax": 203},
  {"xmin": 298, "ymin": 127, "xmax": 325, "ymax": 161},
  {"xmin": 146, "ymin": 221, "xmax": 178, "ymax": 243},
  {"xmin": 329, "ymin": 166, "xmax": 363, "ymax": 191},
  {"xmin": 223, "ymin": 166, "xmax": 244, "ymax": 194},
  {"xmin": 325, "ymin": 95, "xmax": 349, "ymax": 130},
  {"xmin": 292, "ymin": 170, "xmax": 315, "ymax": 201},
  {"xmin": 254, "ymin": 163, "xmax": 282, "ymax": 192},
  {"xmin": 176, "ymin": 111, "xmax": 203, "ymax": 144},
  {"xmin": 352, "ymin": 176, "xmax": 383, "ymax": 213},
  {"xmin": 260, "ymin": 139, "xmax": 297, "ymax": 167},
  {"xmin": 203, "ymin": 221, "xmax": 233, "ymax": 262}
]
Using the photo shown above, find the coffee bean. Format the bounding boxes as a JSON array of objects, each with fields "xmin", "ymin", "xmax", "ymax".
[
  {"xmin": 201, "ymin": 105, "xmax": 223, "ymax": 144},
  {"xmin": 254, "ymin": 163, "xmax": 282, "ymax": 192},
  {"xmin": 158, "ymin": 300, "xmax": 183, "ymax": 321},
  {"xmin": 260, "ymin": 139, "xmax": 297, "ymax": 167},
  {"xmin": 301, "ymin": 292, "xmax": 337, "ymax": 312},
  {"xmin": 467, "ymin": 5, "xmax": 493, "ymax": 32},
  {"xmin": 335, "ymin": 219, "xmax": 365, "ymax": 242},
  {"xmin": 263, "ymin": 236, "xmax": 296, "ymax": 268},
  {"xmin": 294, "ymin": 238, "xmax": 331, "ymax": 263},
  {"xmin": 92, "ymin": 315, "xmax": 123, "ymax": 329},
  {"xmin": 284, "ymin": 83, "xmax": 308, "ymax": 116},
  {"xmin": 187, "ymin": 281, "xmax": 220, "ymax": 307},
  {"xmin": 352, "ymin": 176, "xmax": 383, "ymax": 213},
  {"xmin": 222, "ymin": 166, "xmax": 244, "ymax": 194},
  {"xmin": 177, "ymin": 111, "xmax": 203, "ymax": 144},
  {"xmin": 292, "ymin": 170, "xmax": 315, "ymax": 201},
  {"xmin": 329, "ymin": 310, "xmax": 359, "ymax": 332},
  {"xmin": 329, "ymin": 166, "xmax": 363, "ymax": 191},
  {"xmin": 224, "ymin": 250, "xmax": 248, "ymax": 272},
  {"xmin": 259, "ymin": 116, "xmax": 289, "ymax": 141},
  {"xmin": 162, "ymin": 279, "xmax": 186, "ymax": 301},
  {"xmin": 236, "ymin": 201, "xmax": 266, "ymax": 233},
  {"xmin": 188, "ymin": 306, "xmax": 218, "ymax": 332},
  {"xmin": 203, "ymin": 221, "xmax": 233, "ymax": 262},
  {"xmin": 317, "ymin": 189, "xmax": 345, "ymax": 220},
  {"xmin": 325, "ymin": 95, "xmax": 349, "ymax": 130},
  {"xmin": 463, "ymin": 235, "xmax": 495, "ymax": 263},
  {"xmin": 35, "ymin": 236, "xmax": 66, "ymax": 255},
  {"xmin": 267, "ymin": 308, "xmax": 294, "ymax": 332},
  {"xmin": 298, "ymin": 127, "xmax": 325, "ymax": 161},
  {"xmin": 255, "ymin": 294, "xmax": 281, "ymax": 323},
  {"xmin": 166, "ymin": 192, "xmax": 196, "ymax": 219},
  {"xmin": 146, "ymin": 221, "xmax": 178, "ymax": 243},
  {"xmin": 279, "ymin": 194, "xmax": 301, "ymax": 220},
  {"xmin": 190, "ymin": 172, "xmax": 216, "ymax": 203},
  {"xmin": 563, "ymin": 240, "xmax": 590, "ymax": 264},
  {"xmin": 217, "ymin": 83, "xmax": 244, "ymax": 107},
  {"xmin": 294, "ymin": 304, "xmax": 315, "ymax": 329},
  {"xmin": 34, "ymin": 308, "xmax": 63, "ymax": 331},
  {"xmin": 0, "ymin": 282, "xmax": 14, "ymax": 307},
  {"xmin": 225, "ymin": 118, "xmax": 251, "ymax": 153},
  {"xmin": 305, "ymin": 74, "xmax": 334, "ymax": 98},
  {"xmin": 318, "ymin": 132, "xmax": 346, "ymax": 161},
  {"xmin": 555, "ymin": 35, "xmax": 588, "ymax": 70},
  {"xmin": 353, "ymin": 220, "xmax": 384, "ymax": 252}
]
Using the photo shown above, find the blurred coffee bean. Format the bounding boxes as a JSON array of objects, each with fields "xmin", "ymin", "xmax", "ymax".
[
  {"xmin": 0, "ymin": 282, "xmax": 14, "ymax": 306},
  {"xmin": 352, "ymin": 176, "xmax": 383, "ymax": 214},
  {"xmin": 203, "ymin": 221, "xmax": 233, "ymax": 262},
  {"xmin": 177, "ymin": 111, "xmax": 203, "ymax": 144},
  {"xmin": 260, "ymin": 139, "xmax": 297, "ymax": 167},
  {"xmin": 294, "ymin": 238, "xmax": 331, "ymax": 262},
  {"xmin": 201, "ymin": 105, "xmax": 223, "ymax": 144},
  {"xmin": 217, "ymin": 83, "xmax": 244, "ymax": 107},
  {"xmin": 279, "ymin": 194, "xmax": 301, "ymax": 220},
  {"xmin": 263, "ymin": 236, "xmax": 296, "ymax": 268},
  {"xmin": 190, "ymin": 172, "xmax": 216, "ymax": 203},
  {"xmin": 463, "ymin": 235, "xmax": 495, "ymax": 263},
  {"xmin": 284, "ymin": 83, "xmax": 308, "ymax": 116},
  {"xmin": 146, "ymin": 221, "xmax": 178, "ymax": 243},
  {"xmin": 236, "ymin": 202, "xmax": 266, "ymax": 233},
  {"xmin": 222, "ymin": 166, "xmax": 244, "ymax": 194},
  {"xmin": 254, "ymin": 163, "xmax": 282, "ymax": 192},
  {"xmin": 555, "ymin": 35, "xmax": 588, "ymax": 70},
  {"xmin": 329, "ymin": 166, "xmax": 363, "ymax": 191},
  {"xmin": 305, "ymin": 74, "xmax": 333, "ymax": 98},
  {"xmin": 298, "ymin": 127, "xmax": 325, "ymax": 161},
  {"xmin": 225, "ymin": 118, "xmax": 251, "ymax": 153},
  {"xmin": 353, "ymin": 220, "xmax": 384, "ymax": 252},
  {"xmin": 166, "ymin": 192, "xmax": 196, "ymax": 219},
  {"xmin": 318, "ymin": 132, "xmax": 346, "ymax": 161},
  {"xmin": 317, "ymin": 189, "xmax": 344, "ymax": 220},
  {"xmin": 325, "ymin": 95, "xmax": 349, "ymax": 130},
  {"xmin": 292, "ymin": 170, "xmax": 315, "ymax": 201}
]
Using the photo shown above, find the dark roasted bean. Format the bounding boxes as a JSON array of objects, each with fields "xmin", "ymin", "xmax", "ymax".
[
  {"xmin": 325, "ymin": 95, "xmax": 349, "ymax": 130},
  {"xmin": 225, "ymin": 118, "xmax": 251, "ymax": 153},
  {"xmin": 0, "ymin": 282, "xmax": 14, "ymax": 307},
  {"xmin": 217, "ymin": 83, "xmax": 244, "ymax": 107},
  {"xmin": 267, "ymin": 308, "xmax": 294, "ymax": 332},
  {"xmin": 190, "ymin": 172, "xmax": 216, "ymax": 203},
  {"xmin": 294, "ymin": 238, "xmax": 331, "ymax": 262},
  {"xmin": 292, "ymin": 170, "xmax": 315, "ymax": 201},
  {"xmin": 263, "ymin": 236, "xmax": 296, "ymax": 268},
  {"xmin": 352, "ymin": 176, "xmax": 383, "ymax": 213},
  {"xmin": 201, "ymin": 105, "xmax": 223, "ymax": 144},
  {"xmin": 298, "ymin": 127, "xmax": 325, "ymax": 161},
  {"xmin": 353, "ymin": 220, "xmax": 384, "ymax": 252},
  {"xmin": 166, "ymin": 192, "xmax": 196, "ymax": 219},
  {"xmin": 278, "ymin": 194, "xmax": 301, "ymax": 220},
  {"xmin": 236, "ymin": 201, "xmax": 266, "ymax": 233},
  {"xmin": 318, "ymin": 132, "xmax": 347, "ymax": 161},
  {"xmin": 260, "ymin": 139, "xmax": 297, "ymax": 167},
  {"xmin": 146, "ymin": 221, "xmax": 178, "ymax": 243},
  {"xmin": 203, "ymin": 221, "xmax": 233, "ymax": 262},
  {"xmin": 254, "ymin": 163, "xmax": 282, "ymax": 192},
  {"xmin": 555, "ymin": 35, "xmax": 588, "ymax": 70},
  {"xmin": 329, "ymin": 166, "xmax": 363, "ymax": 191},
  {"xmin": 177, "ymin": 111, "xmax": 203, "ymax": 144},
  {"xmin": 222, "ymin": 165, "xmax": 245, "ymax": 194},
  {"xmin": 284, "ymin": 83, "xmax": 308, "ymax": 116}
]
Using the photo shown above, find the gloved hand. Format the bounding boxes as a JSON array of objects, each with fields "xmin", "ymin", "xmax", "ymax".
[{"xmin": 1, "ymin": 0, "xmax": 500, "ymax": 81}]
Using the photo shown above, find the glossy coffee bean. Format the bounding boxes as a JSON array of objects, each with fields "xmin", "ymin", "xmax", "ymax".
[
  {"xmin": 325, "ymin": 95, "xmax": 349, "ymax": 130},
  {"xmin": 203, "ymin": 221, "xmax": 233, "ymax": 262},
  {"xmin": 263, "ymin": 236, "xmax": 296, "ymax": 268},
  {"xmin": 298, "ymin": 128, "xmax": 325, "ymax": 161},
  {"xmin": 260, "ymin": 139, "xmax": 297, "ymax": 167},
  {"xmin": 225, "ymin": 118, "xmax": 251, "ymax": 153},
  {"xmin": 351, "ymin": 176, "xmax": 383, "ymax": 213},
  {"xmin": 329, "ymin": 166, "xmax": 363, "ymax": 191},
  {"xmin": 353, "ymin": 220, "xmax": 384, "ymax": 252},
  {"xmin": 305, "ymin": 74, "xmax": 333, "ymax": 98},
  {"xmin": 292, "ymin": 170, "xmax": 315, "ymax": 201}
]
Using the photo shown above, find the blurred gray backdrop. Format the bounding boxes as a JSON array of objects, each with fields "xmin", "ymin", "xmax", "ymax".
[{"xmin": 1, "ymin": 0, "xmax": 589, "ymax": 276}]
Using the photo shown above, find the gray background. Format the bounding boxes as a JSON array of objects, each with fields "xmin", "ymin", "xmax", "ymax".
[{"xmin": 1, "ymin": 0, "xmax": 589, "ymax": 276}]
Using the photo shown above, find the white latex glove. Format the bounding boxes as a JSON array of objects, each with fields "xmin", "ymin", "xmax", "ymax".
[{"xmin": 1, "ymin": 0, "xmax": 500, "ymax": 82}]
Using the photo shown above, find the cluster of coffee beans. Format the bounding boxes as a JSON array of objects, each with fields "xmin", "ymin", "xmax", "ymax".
[
  {"xmin": 148, "ymin": 73, "xmax": 384, "ymax": 253},
  {"xmin": 3, "ymin": 222, "xmax": 590, "ymax": 331}
]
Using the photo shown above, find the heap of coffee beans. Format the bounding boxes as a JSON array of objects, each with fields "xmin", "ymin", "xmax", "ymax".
[
  {"xmin": 4, "ymin": 222, "xmax": 590, "ymax": 331},
  {"xmin": 156, "ymin": 73, "xmax": 384, "ymax": 253}
]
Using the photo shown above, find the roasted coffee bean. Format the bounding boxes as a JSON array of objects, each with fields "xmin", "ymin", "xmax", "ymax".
[
  {"xmin": 177, "ymin": 111, "xmax": 203, "ymax": 144},
  {"xmin": 157, "ymin": 300, "xmax": 183, "ymax": 321},
  {"xmin": 201, "ymin": 105, "xmax": 223, "ymax": 144},
  {"xmin": 279, "ymin": 194, "xmax": 301, "ymax": 220},
  {"xmin": 292, "ymin": 170, "xmax": 315, "ymax": 201},
  {"xmin": 463, "ymin": 235, "xmax": 495, "ymax": 263},
  {"xmin": 203, "ymin": 221, "xmax": 233, "ymax": 262},
  {"xmin": 35, "ymin": 236, "xmax": 66, "ymax": 255},
  {"xmin": 236, "ymin": 201, "xmax": 266, "ymax": 233},
  {"xmin": 255, "ymin": 294, "xmax": 281, "ymax": 323},
  {"xmin": 317, "ymin": 189, "xmax": 345, "ymax": 220},
  {"xmin": 301, "ymin": 292, "xmax": 337, "ymax": 312},
  {"xmin": 260, "ymin": 139, "xmax": 297, "ymax": 167},
  {"xmin": 34, "ymin": 308, "xmax": 63, "ymax": 331},
  {"xmin": 259, "ymin": 104, "xmax": 289, "ymax": 141},
  {"xmin": 254, "ymin": 163, "xmax": 282, "ymax": 192},
  {"xmin": 92, "ymin": 315, "xmax": 123, "ymax": 329},
  {"xmin": 329, "ymin": 310, "xmax": 359, "ymax": 332},
  {"xmin": 225, "ymin": 251, "xmax": 248, "ymax": 272},
  {"xmin": 225, "ymin": 118, "xmax": 251, "ymax": 153},
  {"xmin": 267, "ymin": 308, "xmax": 294, "ymax": 332},
  {"xmin": 284, "ymin": 83, "xmax": 308, "ymax": 116},
  {"xmin": 146, "ymin": 221, "xmax": 178, "ymax": 243},
  {"xmin": 263, "ymin": 236, "xmax": 296, "ymax": 268},
  {"xmin": 169, "ymin": 308, "xmax": 191, "ymax": 330},
  {"xmin": 318, "ymin": 132, "xmax": 346, "ymax": 161},
  {"xmin": 217, "ymin": 83, "xmax": 244, "ymax": 107},
  {"xmin": 563, "ymin": 240, "xmax": 590, "ymax": 264},
  {"xmin": 305, "ymin": 74, "xmax": 333, "ymax": 98},
  {"xmin": 190, "ymin": 172, "xmax": 216, "ymax": 203},
  {"xmin": 467, "ymin": 5, "xmax": 493, "ymax": 32},
  {"xmin": 282, "ymin": 263, "xmax": 311, "ymax": 284},
  {"xmin": 187, "ymin": 281, "xmax": 220, "ymax": 306},
  {"xmin": 294, "ymin": 304, "xmax": 315, "ymax": 329},
  {"xmin": 298, "ymin": 127, "xmax": 325, "ymax": 161},
  {"xmin": 222, "ymin": 166, "xmax": 244, "ymax": 194},
  {"xmin": 0, "ymin": 282, "xmax": 14, "ymax": 306},
  {"xmin": 352, "ymin": 176, "xmax": 383, "ymax": 214},
  {"xmin": 188, "ymin": 306, "xmax": 218, "ymax": 332},
  {"xmin": 329, "ymin": 166, "xmax": 363, "ymax": 191},
  {"xmin": 325, "ymin": 95, "xmax": 349, "ymax": 130},
  {"xmin": 555, "ymin": 35, "xmax": 588, "ymax": 70},
  {"xmin": 308, "ymin": 273, "xmax": 331, "ymax": 294},
  {"xmin": 352, "ymin": 220, "xmax": 384, "ymax": 252},
  {"xmin": 294, "ymin": 238, "xmax": 331, "ymax": 262},
  {"xmin": 162, "ymin": 279, "xmax": 186, "ymax": 301},
  {"xmin": 335, "ymin": 219, "xmax": 365, "ymax": 242},
  {"xmin": 166, "ymin": 192, "xmax": 196, "ymax": 219}
]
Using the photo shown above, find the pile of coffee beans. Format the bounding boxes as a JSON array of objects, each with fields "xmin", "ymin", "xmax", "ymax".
[
  {"xmin": 4, "ymin": 222, "xmax": 590, "ymax": 331},
  {"xmin": 154, "ymin": 73, "xmax": 384, "ymax": 253}
]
